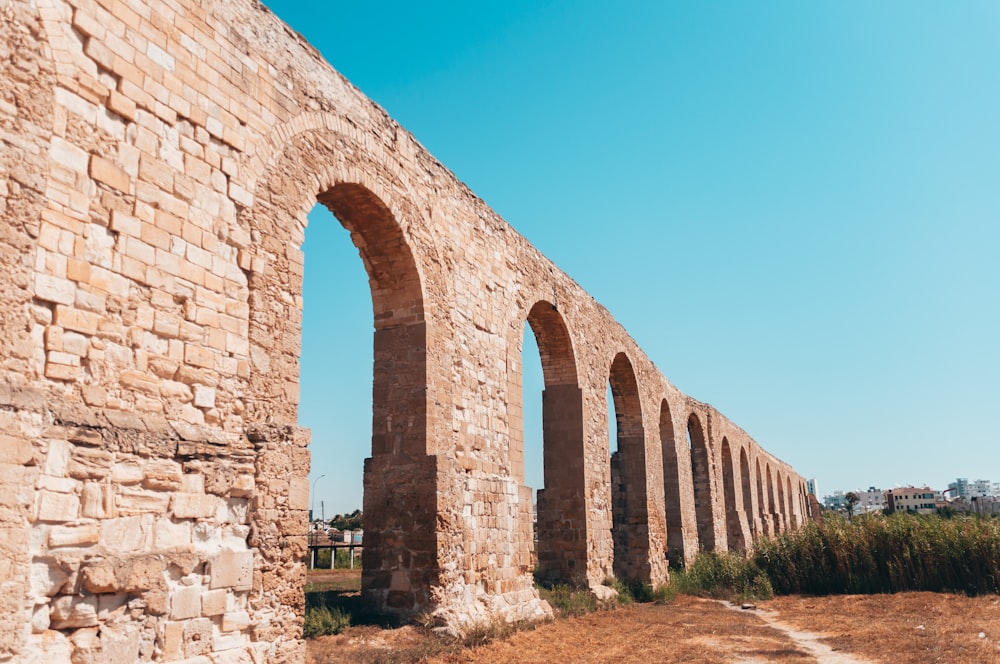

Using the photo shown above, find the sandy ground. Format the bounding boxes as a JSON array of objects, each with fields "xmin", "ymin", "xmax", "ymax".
[{"xmin": 306, "ymin": 576, "xmax": 1000, "ymax": 664}]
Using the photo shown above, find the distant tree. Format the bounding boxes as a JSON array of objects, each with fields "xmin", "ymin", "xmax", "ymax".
[
  {"xmin": 329, "ymin": 509, "xmax": 362, "ymax": 531},
  {"xmin": 845, "ymin": 492, "xmax": 860, "ymax": 521}
]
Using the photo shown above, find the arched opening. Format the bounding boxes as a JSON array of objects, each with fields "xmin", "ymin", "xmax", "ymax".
[
  {"xmin": 609, "ymin": 353, "xmax": 649, "ymax": 583},
  {"xmin": 739, "ymin": 447, "xmax": 754, "ymax": 540},
  {"xmin": 313, "ymin": 184, "xmax": 432, "ymax": 616},
  {"xmin": 688, "ymin": 413, "xmax": 715, "ymax": 552},
  {"xmin": 519, "ymin": 301, "xmax": 586, "ymax": 586},
  {"xmin": 787, "ymin": 476, "xmax": 797, "ymax": 528},
  {"xmin": 300, "ymin": 203, "xmax": 370, "ymax": 559},
  {"xmin": 766, "ymin": 465, "xmax": 777, "ymax": 535},
  {"xmin": 659, "ymin": 400, "xmax": 684, "ymax": 566},
  {"xmin": 776, "ymin": 471, "xmax": 786, "ymax": 534},
  {"xmin": 247, "ymin": 177, "xmax": 433, "ymax": 619},
  {"xmin": 721, "ymin": 438, "xmax": 743, "ymax": 552},
  {"xmin": 755, "ymin": 459, "xmax": 768, "ymax": 536}
]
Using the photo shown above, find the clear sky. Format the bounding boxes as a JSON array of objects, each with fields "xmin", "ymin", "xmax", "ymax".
[{"xmin": 261, "ymin": 0, "xmax": 1000, "ymax": 516}]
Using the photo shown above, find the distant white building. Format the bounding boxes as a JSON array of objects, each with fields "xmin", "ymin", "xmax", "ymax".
[
  {"xmin": 856, "ymin": 487, "xmax": 886, "ymax": 513},
  {"xmin": 948, "ymin": 478, "xmax": 999, "ymax": 500},
  {"xmin": 822, "ymin": 487, "xmax": 885, "ymax": 514},
  {"xmin": 806, "ymin": 478, "xmax": 819, "ymax": 497}
]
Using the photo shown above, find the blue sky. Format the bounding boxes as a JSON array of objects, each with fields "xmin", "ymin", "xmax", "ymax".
[{"xmin": 262, "ymin": 1, "xmax": 1000, "ymax": 516}]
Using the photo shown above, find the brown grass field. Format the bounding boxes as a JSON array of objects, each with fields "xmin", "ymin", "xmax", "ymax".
[{"xmin": 306, "ymin": 570, "xmax": 1000, "ymax": 663}]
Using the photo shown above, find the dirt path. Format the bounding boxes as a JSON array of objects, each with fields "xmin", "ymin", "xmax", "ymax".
[
  {"xmin": 309, "ymin": 592, "xmax": 1000, "ymax": 664},
  {"xmin": 724, "ymin": 601, "xmax": 871, "ymax": 664}
]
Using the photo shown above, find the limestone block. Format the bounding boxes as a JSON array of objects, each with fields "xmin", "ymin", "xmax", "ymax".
[
  {"xmin": 143, "ymin": 459, "xmax": 183, "ymax": 491},
  {"xmin": 36, "ymin": 490, "xmax": 80, "ymax": 522},
  {"xmin": 170, "ymin": 584, "xmax": 202, "ymax": 620},
  {"xmin": 155, "ymin": 517, "xmax": 192, "ymax": 551},
  {"xmin": 80, "ymin": 482, "xmax": 114, "ymax": 518},
  {"xmin": 192, "ymin": 525, "xmax": 222, "ymax": 557},
  {"xmin": 25, "ymin": 630, "xmax": 71, "ymax": 662},
  {"xmin": 97, "ymin": 592, "xmax": 128, "ymax": 620},
  {"xmin": 201, "ymin": 588, "xmax": 226, "ymax": 616},
  {"xmin": 48, "ymin": 522, "xmax": 100, "ymax": 547},
  {"xmin": 120, "ymin": 555, "xmax": 166, "ymax": 592},
  {"xmin": 162, "ymin": 620, "xmax": 184, "ymax": 660},
  {"xmin": 37, "ymin": 474, "xmax": 78, "ymax": 493},
  {"xmin": 288, "ymin": 477, "xmax": 309, "ymax": 511},
  {"xmin": 101, "ymin": 515, "xmax": 150, "ymax": 553},
  {"xmin": 213, "ymin": 630, "xmax": 249, "ymax": 653},
  {"xmin": 49, "ymin": 595, "xmax": 98, "ymax": 628},
  {"xmin": 221, "ymin": 610, "xmax": 249, "ymax": 632},
  {"xmin": 31, "ymin": 604, "xmax": 49, "ymax": 633},
  {"xmin": 99, "ymin": 624, "xmax": 142, "ymax": 664},
  {"xmin": 0, "ymin": 434, "xmax": 33, "ymax": 465},
  {"xmin": 210, "ymin": 647, "xmax": 254, "ymax": 664},
  {"xmin": 181, "ymin": 473, "xmax": 205, "ymax": 494},
  {"xmin": 208, "ymin": 550, "xmax": 253, "ymax": 591},
  {"xmin": 80, "ymin": 560, "xmax": 117, "ymax": 593},
  {"xmin": 30, "ymin": 560, "xmax": 68, "ymax": 597},
  {"xmin": 172, "ymin": 493, "xmax": 218, "ymax": 519},
  {"xmin": 67, "ymin": 446, "xmax": 113, "ymax": 479},
  {"xmin": 116, "ymin": 487, "xmax": 170, "ymax": 515},
  {"xmin": 111, "ymin": 459, "xmax": 144, "ymax": 484},
  {"xmin": 192, "ymin": 384, "xmax": 216, "ymax": 408},
  {"xmin": 183, "ymin": 617, "xmax": 214, "ymax": 657},
  {"xmin": 230, "ymin": 474, "xmax": 254, "ymax": 497}
]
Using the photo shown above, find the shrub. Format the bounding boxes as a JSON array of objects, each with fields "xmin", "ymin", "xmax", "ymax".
[
  {"xmin": 303, "ymin": 605, "xmax": 351, "ymax": 638},
  {"xmin": 752, "ymin": 512, "xmax": 1000, "ymax": 596},
  {"xmin": 537, "ymin": 583, "xmax": 599, "ymax": 616},
  {"xmin": 669, "ymin": 552, "xmax": 773, "ymax": 602}
]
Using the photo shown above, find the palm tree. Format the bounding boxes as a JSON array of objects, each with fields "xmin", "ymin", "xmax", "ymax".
[{"xmin": 845, "ymin": 492, "xmax": 860, "ymax": 521}]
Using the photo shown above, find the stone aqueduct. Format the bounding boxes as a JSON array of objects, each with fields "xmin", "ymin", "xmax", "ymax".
[{"xmin": 0, "ymin": 0, "xmax": 813, "ymax": 660}]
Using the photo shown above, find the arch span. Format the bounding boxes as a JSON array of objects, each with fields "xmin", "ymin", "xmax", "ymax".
[
  {"xmin": 688, "ymin": 412, "xmax": 715, "ymax": 551},
  {"xmin": 522, "ymin": 301, "xmax": 587, "ymax": 585},
  {"xmin": 608, "ymin": 352, "xmax": 652, "ymax": 583}
]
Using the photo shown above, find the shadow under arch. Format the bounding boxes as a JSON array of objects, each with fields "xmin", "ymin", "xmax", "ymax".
[
  {"xmin": 608, "ymin": 352, "xmax": 650, "ymax": 583},
  {"xmin": 739, "ymin": 447, "xmax": 754, "ymax": 541},
  {"xmin": 776, "ymin": 470, "xmax": 787, "ymax": 534},
  {"xmin": 766, "ymin": 464, "xmax": 778, "ymax": 535},
  {"xmin": 721, "ymin": 438, "xmax": 744, "ymax": 552},
  {"xmin": 755, "ymin": 458, "xmax": 768, "ymax": 536},
  {"xmin": 659, "ymin": 400, "xmax": 684, "ymax": 566},
  {"xmin": 688, "ymin": 412, "xmax": 715, "ymax": 551},
  {"xmin": 522, "ymin": 300, "xmax": 587, "ymax": 585}
]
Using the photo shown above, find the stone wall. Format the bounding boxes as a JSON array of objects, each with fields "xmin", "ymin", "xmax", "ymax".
[{"xmin": 0, "ymin": 0, "xmax": 813, "ymax": 660}]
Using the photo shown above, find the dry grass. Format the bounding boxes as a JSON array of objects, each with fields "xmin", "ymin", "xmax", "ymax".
[
  {"xmin": 763, "ymin": 592, "xmax": 1000, "ymax": 664},
  {"xmin": 307, "ymin": 592, "xmax": 1000, "ymax": 663}
]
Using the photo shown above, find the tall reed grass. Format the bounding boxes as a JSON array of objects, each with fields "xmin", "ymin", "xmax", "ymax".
[{"xmin": 752, "ymin": 512, "xmax": 1000, "ymax": 596}]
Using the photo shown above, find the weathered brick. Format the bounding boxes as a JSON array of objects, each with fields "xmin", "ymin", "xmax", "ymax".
[{"xmin": 89, "ymin": 155, "xmax": 131, "ymax": 192}]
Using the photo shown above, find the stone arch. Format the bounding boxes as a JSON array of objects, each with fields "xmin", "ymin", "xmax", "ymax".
[
  {"xmin": 660, "ymin": 399, "xmax": 684, "ymax": 565},
  {"xmin": 739, "ymin": 446, "xmax": 754, "ymax": 540},
  {"xmin": 786, "ymin": 475, "xmax": 798, "ymax": 528},
  {"xmin": 766, "ymin": 464, "xmax": 778, "ymax": 534},
  {"xmin": 776, "ymin": 470, "xmax": 787, "ymax": 533},
  {"xmin": 688, "ymin": 412, "xmax": 715, "ymax": 551},
  {"xmin": 721, "ymin": 438, "xmax": 743, "ymax": 552},
  {"xmin": 521, "ymin": 300, "xmax": 586, "ymax": 585},
  {"xmin": 608, "ymin": 352, "xmax": 650, "ymax": 582},
  {"xmin": 245, "ymin": 134, "xmax": 438, "ymax": 619},
  {"xmin": 754, "ymin": 458, "xmax": 768, "ymax": 535}
]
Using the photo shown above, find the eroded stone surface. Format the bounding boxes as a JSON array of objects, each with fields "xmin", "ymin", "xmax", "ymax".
[{"xmin": 0, "ymin": 0, "xmax": 813, "ymax": 660}]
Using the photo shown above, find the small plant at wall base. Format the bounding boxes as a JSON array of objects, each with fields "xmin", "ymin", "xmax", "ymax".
[
  {"xmin": 303, "ymin": 604, "xmax": 351, "ymax": 638},
  {"xmin": 666, "ymin": 552, "xmax": 773, "ymax": 603}
]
